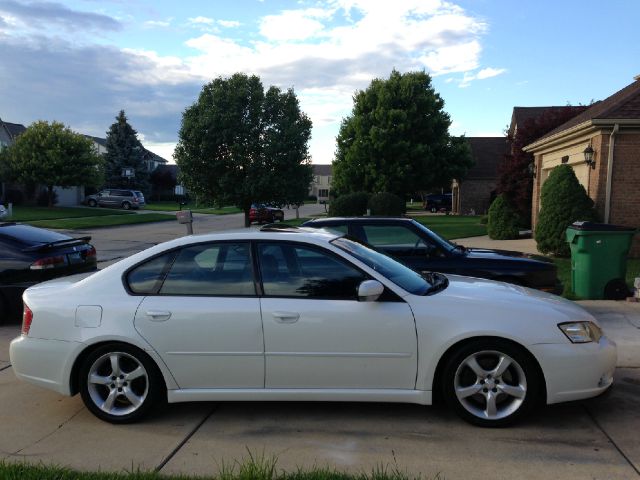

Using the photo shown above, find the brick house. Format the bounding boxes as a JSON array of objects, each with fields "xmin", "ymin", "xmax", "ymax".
[
  {"xmin": 451, "ymin": 137, "xmax": 509, "ymax": 215},
  {"xmin": 525, "ymin": 76, "xmax": 640, "ymax": 252}
]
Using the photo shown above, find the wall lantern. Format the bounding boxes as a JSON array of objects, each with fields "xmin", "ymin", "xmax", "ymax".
[
  {"xmin": 527, "ymin": 162, "xmax": 536, "ymax": 178},
  {"xmin": 583, "ymin": 145, "xmax": 595, "ymax": 169}
]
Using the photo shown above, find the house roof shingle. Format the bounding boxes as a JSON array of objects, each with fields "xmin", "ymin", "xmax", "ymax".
[
  {"xmin": 464, "ymin": 137, "xmax": 509, "ymax": 180},
  {"xmin": 1, "ymin": 120, "xmax": 26, "ymax": 140},
  {"xmin": 538, "ymin": 78, "xmax": 640, "ymax": 141},
  {"xmin": 312, "ymin": 164, "xmax": 332, "ymax": 176}
]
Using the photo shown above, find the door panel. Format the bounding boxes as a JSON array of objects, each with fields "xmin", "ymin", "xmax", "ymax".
[
  {"xmin": 261, "ymin": 298, "xmax": 417, "ymax": 388},
  {"xmin": 134, "ymin": 296, "xmax": 263, "ymax": 389}
]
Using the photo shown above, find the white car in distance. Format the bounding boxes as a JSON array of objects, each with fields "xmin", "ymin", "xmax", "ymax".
[{"xmin": 10, "ymin": 226, "xmax": 616, "ymax": 427}]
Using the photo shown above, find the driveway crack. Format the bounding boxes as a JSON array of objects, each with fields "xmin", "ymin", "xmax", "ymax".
[
  {"xmin": 155, "ymin": 404, "xmax": 218, "ymax": 473},
  {"xmin": 9, "ymin": 406, "xmax": 85, "ymax": 456},
  {"xmin": 0, "ymin": 364, "xmax": 11, "ymax": 372},
  {"xmin": 583, "ymin": 404, "xmax": 640, "ymax": 477}
]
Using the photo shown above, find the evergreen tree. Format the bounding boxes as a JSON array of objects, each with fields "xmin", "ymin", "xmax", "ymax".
[
  {"xmin": 535, "ymin": 164, "xmax": 597, "ymax": 256},
  {"xmin": 104, "ymin": 110, "xmax": 149, "ymax": 192}
]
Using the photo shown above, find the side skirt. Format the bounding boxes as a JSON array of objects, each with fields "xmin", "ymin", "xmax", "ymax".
[{"xmin": 167, "ymin": 388, "xmax": 432, "ymax": 405}]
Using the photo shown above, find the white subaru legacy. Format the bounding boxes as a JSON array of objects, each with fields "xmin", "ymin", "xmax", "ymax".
[{"xmin": 10, "ymin": 227, "xmax": 616, "ymax": 427}]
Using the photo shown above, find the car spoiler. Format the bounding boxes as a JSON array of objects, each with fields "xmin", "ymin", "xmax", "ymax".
[{"xmin": 22, "ymin": 236, "xmax": 92, "ymax": 253}]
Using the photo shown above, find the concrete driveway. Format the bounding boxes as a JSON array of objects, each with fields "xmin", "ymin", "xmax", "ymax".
[{"xmin": 1, "ymin": 302, "xmax": 639, "ymax": 479}]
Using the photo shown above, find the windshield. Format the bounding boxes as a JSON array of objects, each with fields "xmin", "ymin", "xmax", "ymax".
[
  {"xmin": 331, "ymin": 236, "xmax": 431, "ymax": 295},
  {"xmin": 411, "ymin": 220, "xmax": 458, "ymax": 252}
]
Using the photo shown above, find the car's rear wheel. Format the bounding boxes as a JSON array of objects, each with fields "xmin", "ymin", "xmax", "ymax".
[
  {"xmin": 79, "ymin": 343, "xmax": 164, "ymax": 423},
  {"xmin": 88, "ymin": 199, "xmax": 97, "ymax": 207},
  {"xmin": 122, "ymin": 202, "xmax": 131, "ymax": 210},
  {"xmin": 442, "ymin": 339, "xmax": 540, "ymax": 427}
]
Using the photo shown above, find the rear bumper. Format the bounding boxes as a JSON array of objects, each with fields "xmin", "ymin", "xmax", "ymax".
[
  {"xmin": 9, "ymin": 335, "xmax": 82, "ymax": 396},
  {"xmin": 530, "ymin": 335, "xmax": 617, "ymax": 404}
]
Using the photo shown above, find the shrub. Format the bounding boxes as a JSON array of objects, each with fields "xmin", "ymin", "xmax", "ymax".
[
  {"xmin": 368, "ymin": 192, "xmax": 405, "ymax": 216},
  {"xmin": 487, "ymin": 194, "xmax": 521, "ymax": 240},
  {"xmin": 36, "ymin": 189, "xmax": 58, "ymax": 207},
  {"xmin": 329, "ymin": 191, "xmax": 369, "ymax": 216},
  {"xmin": 535, "ymin": 164, "xmax": 597, "ymax": 256},
  {"xmin": 479, "ymin": 215, "xmax": 488, "ymax": 225}
]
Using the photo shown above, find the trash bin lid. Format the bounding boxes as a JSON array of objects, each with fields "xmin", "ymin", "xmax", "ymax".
[{"xmin": 568, "ymin": 221, "xmax": 636, "ymax": 232}]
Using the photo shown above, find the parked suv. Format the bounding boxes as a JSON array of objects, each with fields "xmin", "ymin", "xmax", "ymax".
[
  {"xmin": 249, "ymin": 204, "xmax": 284, "ymax": 224},
  {"xmin": 85, "ymin": 189, "xmax": 146, "ymax": 210},
  {"xmin": 424, "ymin": 193, "xmax": 452, "ymax": 213},
  {"xmin": 302, "ymin": 217, "xmax": 561, "ymax": 293}
]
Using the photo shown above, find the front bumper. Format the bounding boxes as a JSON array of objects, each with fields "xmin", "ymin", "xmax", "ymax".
[
  {"xmin": 9, "ymin": 335, "xmax": 83, "ymax": 396},
  {"xmin": 530, "ymin": 335, "xmax": 617, "ymax": 405}
]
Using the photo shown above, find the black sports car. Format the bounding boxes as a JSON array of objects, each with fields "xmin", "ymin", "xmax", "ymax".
[
  {"xmin": 302, "ymin": 217, "xmax": 560, "ymax": 293},
  {"xmin": 0, "ymin": 223, "xmax": 97, "ymax": 323}
]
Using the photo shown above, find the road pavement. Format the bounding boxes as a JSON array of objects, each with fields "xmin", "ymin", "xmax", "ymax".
[{"xmin": 1, "ymin": 301, "xmax": 640, "ymax": 479}]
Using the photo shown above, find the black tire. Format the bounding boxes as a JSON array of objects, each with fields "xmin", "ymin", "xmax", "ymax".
[
  {"xmin": 122, "ymin": 201, "xmax": 131, "ymax": 210},
  {"xmin": 79, "ymin": 343, "xmax": 165, "ymax": 424},
  {"xmin": 0, "ymin": 294, "xmax": 8, "ymax": 326},
  {"xmin": 88, "ymin": 199, "xmax": 97, "ymax": 207},
  {"xmin": 442, "ymin": 339, "xmax": 541, "ymax": 427}
]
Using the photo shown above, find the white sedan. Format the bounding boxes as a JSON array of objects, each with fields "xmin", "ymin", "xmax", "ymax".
[{"xmin": 10, "ymin": 227, "xmax": 616, "ymax": 427}]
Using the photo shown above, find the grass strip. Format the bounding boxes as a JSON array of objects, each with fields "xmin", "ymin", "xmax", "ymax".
[
  {"xmin": 412, "ymin": 215, "xmax": 487, "ymax": 240},
  {"xmin": 27, "ymin": 213, "xmax": 175, "ymax": 230},
  {"xmin": 0, "ymin": 459, "xmax": 440, "ymax": 480},
  {"xmin": 8, "ymin": 206, "xmax": 132, "ymax": 221},
  {"xmin": 144, "ymin": 203, "xmax": 242, "ymax": 215}
]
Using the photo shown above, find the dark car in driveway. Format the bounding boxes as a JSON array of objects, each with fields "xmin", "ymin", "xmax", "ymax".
[
  {"xmin": 0, "ymin": 223, "xmax": 97, "ymax": 323},
  {"xmin": 302, "ymin": 217, "xmax": 560, "ymax": 292},
  {"xmin": 249, "ymin": 204, "xmax": 284, "ymax": 224}
]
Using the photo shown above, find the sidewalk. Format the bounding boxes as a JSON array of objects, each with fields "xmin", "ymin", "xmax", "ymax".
[{"xmin": 453, "ymin": 234, "xmax": 541, "ymax": 255}]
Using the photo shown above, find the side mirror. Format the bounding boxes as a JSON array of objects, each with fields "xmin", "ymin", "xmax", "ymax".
[{"xmin": 358, "ymin": 280, "xmax": 384, "ymax": 302}]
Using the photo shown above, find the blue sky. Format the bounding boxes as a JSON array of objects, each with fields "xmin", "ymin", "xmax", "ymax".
[{"xmin": 0, "ymin": 0, "xmax": 638, "ymax": 163}]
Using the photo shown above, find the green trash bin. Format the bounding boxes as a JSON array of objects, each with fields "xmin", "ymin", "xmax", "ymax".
[{"xmin": 566, "ymin": 221, "xmax": 636, "ymax": 300}]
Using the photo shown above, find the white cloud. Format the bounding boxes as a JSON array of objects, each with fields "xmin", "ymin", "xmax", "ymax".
[
  {"xmin": 188, "ymin": 16, "xmax": 214, "ymax": 25},
  {"xmin": 218, "ymin": 20, "xmax": 240, "ymax": 28},
  {"xmin": 259, "ymin": 9, "xmax": 329, "ymax": 41},
  {"xmin": 144, "ymin": 19, "xmax": 172, "ymax": 28},
  {"xmin": 476, "ymin": 67, "xmax": 506, "ymax": 80}
]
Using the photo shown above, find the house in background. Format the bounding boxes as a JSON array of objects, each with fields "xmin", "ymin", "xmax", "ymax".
[
  {"xmin": 309, "ymin": 164, "xmax": 332, "ymax": 202},
  {"xmin": 525, "ymin": 75, "xmax": 640, "ymax": 252},
  {"xmin": 0, "ymin": 120, "xmax": 169, "ymax": 206},
  {"xmin": 451, "ymin": 137, "xmax": 509, "ymax": 215}
]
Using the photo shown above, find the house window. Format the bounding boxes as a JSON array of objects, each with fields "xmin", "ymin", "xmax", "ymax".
[
  {"xmin": 313, "ymin": 175, "xmax": 319, "ymax": 184},
  {"xmin": 328, "ymin": 176, "xmax": 332, "ymax": 185},
  {"xmin": 319, "ymin": 189, "xmax": 329, "ymax": 198}
]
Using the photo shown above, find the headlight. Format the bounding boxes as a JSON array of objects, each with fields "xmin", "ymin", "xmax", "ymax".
[{"xmin": 558, "ymin": 322, "xmax": 603, "ymax": 343}]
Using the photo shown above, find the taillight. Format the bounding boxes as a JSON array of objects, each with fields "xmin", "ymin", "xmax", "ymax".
[
  {"xmin": 30, "ymin": 255, "xmax": 67, "ymax": 270},
  {"xmin": 22, "ymin": 304, "xmax": 33, "ymax": 335},
  {"xmin": 86, "ymin": 246, "xmax": 97, "ymax": 259},
  {"xmin": 250, "ymin": 208, "xmax": 257, "ymax": 214}
]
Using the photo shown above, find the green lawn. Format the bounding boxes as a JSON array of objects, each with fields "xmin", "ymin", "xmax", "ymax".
[
  {"xmin": 145, "ymin": 202, "xmax": 242, "ymax": 215},
  {"xmin": 28, "ymin": 213, "xmax": 175, "ymax": 230},
  {"xmin": 0, "ymin": 460, "xmax": 435, "ymax": 480},
  {"xmin": 553, "ymin": 257, "xmax": 640, "ymax": 298},
  {"xmin": 412, "ymin": 215, "xmax": 487, "ymax": 240},
  {"xmin": 8, "ymin": 206, "xmax": 132, "ymax": 221}
]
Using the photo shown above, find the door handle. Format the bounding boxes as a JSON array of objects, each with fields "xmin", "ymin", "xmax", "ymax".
[
  {"xmin": 272, "ymin": 311, "xmax": 300, "ymax": 323},
  {"xmin": 146, "ymin": 310, "xmax": 171, "ymax": 322}
]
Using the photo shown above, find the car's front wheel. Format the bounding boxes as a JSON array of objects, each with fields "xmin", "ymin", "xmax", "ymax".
[
  {"xmin": 79, "ymin": 343, "xmax": 164, "ymax": 423},
  {"xmin": 88, "ymin": 199, "xmax": 97, "ymax": 207},
  {"xmin": 442, "ymin": 339, "xmax": 540, "ymax": 427},
  {"xmin": 122, "ymin": 201, "xmax": 131, "ymax": 210}
]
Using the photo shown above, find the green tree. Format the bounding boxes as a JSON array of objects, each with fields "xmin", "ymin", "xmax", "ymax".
[
  {"xmin": 5, "ymin": 121, "xmax": 103, "ymax": 207},
  {"xmin": 104, "ymin": 110, "xmax": 150, "ymax": 192},
  {"xmin": 175, "ymin": 73, "xmax": 313, "ymax": 226},
  {"xmin": 332, "ymin": 70, "xmax": 473, "ymax": 198},
  {"xmin": 535, "ymin": 164, "xmax": 597, "ymax": 256},
  {"xmin": 487, "ymin": 194, "xmax": 521, "ymax": 240}
]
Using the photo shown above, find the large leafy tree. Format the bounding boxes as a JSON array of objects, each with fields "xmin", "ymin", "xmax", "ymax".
[
  {"xmin": 175, "ymin": 73, "xmax": 313, "ymax": 227},
  {"xmin": 332, "ymin": 70, "xmax": 473, "ymax": 198},
  {"xmin": 104, "ymin": 110, "xmax": 149, "ymax": 192},
  {"xmin": 498, "ymin": 106, "xmax": 588, "ymax": 227},
  {"xmin": 5, "ymin": 121, "xmax": 103, "ymax": 206}
]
